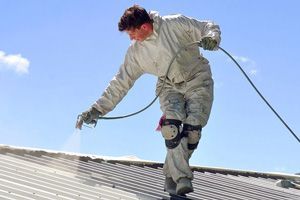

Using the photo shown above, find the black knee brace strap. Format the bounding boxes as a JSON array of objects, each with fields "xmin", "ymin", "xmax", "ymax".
[
  {"xmin": 161, "ymin": 119, "xmax": 182, "ymax": 149},
  {"xmin": 182, "ymin": 124, "xmax": 202, "ymax": 150}
]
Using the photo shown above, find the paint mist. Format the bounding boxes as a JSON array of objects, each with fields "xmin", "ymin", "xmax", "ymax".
[{"xmin": 60, "ymin": 129, "xmax": 81, "ymax": 153}]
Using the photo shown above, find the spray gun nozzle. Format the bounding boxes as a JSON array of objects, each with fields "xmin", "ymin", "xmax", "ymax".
[{"xmin": 75, "ymin": 115, "xmax": 84, "ymax": 130}]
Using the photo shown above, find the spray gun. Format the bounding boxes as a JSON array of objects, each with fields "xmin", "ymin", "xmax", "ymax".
[{"xmin": 75, "ymin": 114, "xmax": 97, "ymax": 130}]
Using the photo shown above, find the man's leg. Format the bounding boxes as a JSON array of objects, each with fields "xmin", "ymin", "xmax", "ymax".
[
  {"xmin": 184, "ymin": 78, "xmax": 214, "ymax": 129},
  {"xmin": 159, "ymin": 90, "xmax": 194, "ymax": 195},
  {"xmin": 163, "ymin": 124, "xmax": 202, "ymax": 195},
  {"xmin": 161, "ymin": 118, "xmax": 194, "ymax": 195},
  {"xmin": 163, "ymin": 136, "xmax": 194, "ymax": 195},
  {"xmin": 160, "ymin": 118, "xmax": 196, "ymax": 195}
]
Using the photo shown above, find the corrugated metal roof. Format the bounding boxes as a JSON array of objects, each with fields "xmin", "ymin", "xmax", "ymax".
[{"xmin": 0, "ymin": 145, "xmax": 300, "ymax": 200}]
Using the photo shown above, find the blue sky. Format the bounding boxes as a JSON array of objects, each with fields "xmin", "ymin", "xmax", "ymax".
[{"xmin": 1, "ymin": 0, "xmax": 299, "ymax": 174}]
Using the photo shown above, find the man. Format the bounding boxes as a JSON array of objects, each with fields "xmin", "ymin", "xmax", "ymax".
[{"xmin": 78, "ymin": 5, "xmax": 221, "ymax": 196}]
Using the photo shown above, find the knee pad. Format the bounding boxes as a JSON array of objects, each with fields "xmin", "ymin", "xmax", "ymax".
[
  {"xmin": 161, "ymin": 119, "xmax": 182, "ymax": 149},
  {"xmin": 182, "ymin": 124, "xmax": 202, "ymax": 150}
]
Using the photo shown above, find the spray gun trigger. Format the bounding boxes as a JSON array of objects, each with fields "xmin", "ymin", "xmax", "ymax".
[{"xmin": 90, "ymin": 119, "xmax": 98, "ymax": 128}]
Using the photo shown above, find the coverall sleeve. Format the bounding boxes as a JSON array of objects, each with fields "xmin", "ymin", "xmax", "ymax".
[
  {"xmin": 92, "ymin": 49, "xmax": 144, "ymax": 115},
  {"xmin": 175, "ymin": 15, "xmax": 221, "ymax": 50}
]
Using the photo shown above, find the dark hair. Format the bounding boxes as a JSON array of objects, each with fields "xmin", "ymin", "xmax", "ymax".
[{"xmin": 118, "ymin": 5, "xmax": 153, "ymax": 31}]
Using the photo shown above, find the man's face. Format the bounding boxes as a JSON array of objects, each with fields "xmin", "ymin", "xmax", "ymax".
[{"xmin": 125, "ymin": 25, "xmax": 152, "ymax": 42}]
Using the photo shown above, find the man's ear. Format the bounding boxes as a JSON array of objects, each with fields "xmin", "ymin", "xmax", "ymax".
[
  {"xmin": 141, "ymin": 23, "xmax": 153, "ymax": 33},
  {"xmin": 141, "ymin": 24, "xmax": 147, "ymax": 30}
]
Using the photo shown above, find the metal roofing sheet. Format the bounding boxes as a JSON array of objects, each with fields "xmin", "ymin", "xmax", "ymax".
[{"xmin": 0, "ymin": 146, "xmax": 299, "ymax": 200}]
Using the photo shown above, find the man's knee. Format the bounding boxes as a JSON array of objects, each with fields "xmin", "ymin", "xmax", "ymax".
[
  {"xmin": 182, "ymin": 124, "xmax": 202, "ymax": 150},
  {"xmin": 161, "ymin": 119, "xmax": 182, "ymax": 149}
]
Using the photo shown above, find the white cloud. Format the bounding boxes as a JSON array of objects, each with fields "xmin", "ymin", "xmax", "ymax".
[
  {"xmin": 233, "ymin": 56, "xmax": 250, "ymax": 63},
  {"xmin": 0, "ymin": 50, "xmax": 30, "ymax": 74},
  {"xmin": 229, "ymin": 55, "xmax": 258, "ymax": 76}
]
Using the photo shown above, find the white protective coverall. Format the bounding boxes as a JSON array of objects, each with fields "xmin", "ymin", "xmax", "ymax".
[{"xmin": 93, "ymin": 11, "xmax": 221, "ymax": 183}]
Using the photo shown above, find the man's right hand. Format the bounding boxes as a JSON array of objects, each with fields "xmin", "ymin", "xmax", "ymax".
[{"xmin": 80, "ymin": 107, "xmax": 101, "ymax": 125}]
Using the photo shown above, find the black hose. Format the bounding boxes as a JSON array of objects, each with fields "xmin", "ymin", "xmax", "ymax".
[
  {"xmin": 218, "ymin": 46, "xmax": 300, "ymax": 144},
  {"xmin": 97, "ymin": 43, "xmax": 300, "ymax": 144}
]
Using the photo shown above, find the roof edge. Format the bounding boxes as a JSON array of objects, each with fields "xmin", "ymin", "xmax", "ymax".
[
  {"xmin": 1, "ymin": 144, "xmax": 299, "ymax": 181},
  {"xmin": 190, "ymin": 165, "xmax": 300, "ymax": 182},
  {"xmin": 0, "ymin": 144, "xmax": 162, "ymax": 167}
]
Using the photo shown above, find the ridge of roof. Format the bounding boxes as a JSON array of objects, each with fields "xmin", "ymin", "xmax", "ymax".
[{"xmin": 1, "ymin": 144, "xmax": 299, "ymax": 182}]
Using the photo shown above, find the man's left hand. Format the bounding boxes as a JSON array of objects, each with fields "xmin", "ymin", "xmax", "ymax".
[{"xmin": 200, "ymin": 37, "xmax": 218, "ymax": 50}]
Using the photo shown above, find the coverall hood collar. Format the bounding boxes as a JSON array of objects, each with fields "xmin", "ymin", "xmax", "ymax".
[{"xmin": 145, "ymin": 11, "xmax": 162, "ymax": 41}]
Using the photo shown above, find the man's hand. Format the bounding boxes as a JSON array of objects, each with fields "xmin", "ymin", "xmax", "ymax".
[
  {"xmin": 200, "ymin": 37, "xmax": 218, "ymax": 50},
  {"xmin": 80, "ymin": 107, "xmax": 101, "ymax": 126}
]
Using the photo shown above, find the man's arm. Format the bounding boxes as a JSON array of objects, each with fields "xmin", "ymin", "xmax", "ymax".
[
  {"xmin": 92, "ymin": 49, "xmax": 144, "ymax": 116},
  {"xmin": 172, "ymin": 14, "xmax": 221, "ymax": 50}
]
